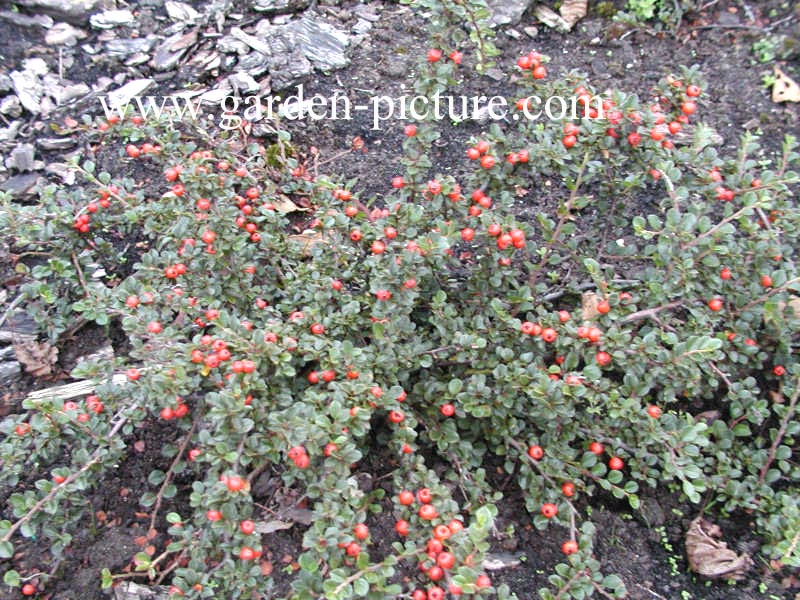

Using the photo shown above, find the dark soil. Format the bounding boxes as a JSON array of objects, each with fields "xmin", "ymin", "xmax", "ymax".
[{"xmin": 1, "ymin": 0, "xmax": 799, "ymax": 598}]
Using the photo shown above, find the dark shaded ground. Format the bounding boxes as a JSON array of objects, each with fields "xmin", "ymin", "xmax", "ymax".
[{"xmin": 1, "ymin": 0, "xmax": 800, "ymax": 598}]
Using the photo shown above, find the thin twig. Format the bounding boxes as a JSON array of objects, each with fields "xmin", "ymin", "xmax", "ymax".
[
  {"xmin": 758, "ymin": 378, "xmax": 800, "ymax": 487},
  {"xmin": 620, "ymin": 300, "xmax": 683, "ymax": 324},
  {"xmin": 1, "ymin": 407, "xmax": 133, "ymax": 544},
  {"xmin": 149, "ymin": 421, "xmax": 198, "ymax": 532}
]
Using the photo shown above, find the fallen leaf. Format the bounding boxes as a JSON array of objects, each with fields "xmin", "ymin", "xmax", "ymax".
[
  {"xmin": 559, "ymin": 0, "xmax": 588, "ymax": 28},
  {"xmin": 254, "ymin": 520, "xmax": 294, "ymax": 535},
  {"xmin": 271, "ymin": 194, "xmax": 308, "ymax": 214},
  {"xmin": 685, "ymin": 516, "xmax": 753, "ymax": 580},
  {"xmin": 581, "ymin": 291, "xmax": 600, "ymax": 321},
  {"xmin": 260, "ymin": 560, "xmax": 273, "ymax": 576},
  {"xmin": 14, "ymin": 340, "xmax": 58, "ymax": 377},
  {"xmin": 773, "ymin": 66, "xmax": 800, "ymax": 103},
  {"xmin": 287, "ymin": 231, "xmax": 329, "ymax": 257}
]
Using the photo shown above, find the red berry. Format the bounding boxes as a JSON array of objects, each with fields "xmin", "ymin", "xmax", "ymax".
[
  {"xmin": 773, "ymin": 365, "xmax": 786, "ymax": 376},
  {"xmin": 647, "ymin": 405, "xmax": 662, "ymax": 418},
  {"xmin": 589, "ymin": 441, "xmax": 604, "ymax": 455},
  {"xmin": 527, "ymin": 445, "xmax": 544, "ymax": 460},
  {"xmin": 541, "ymin": 503, "xmax": 558, "ymax": 518},
  {"xmin": 608, "ymin": 456, "xmax": 624, "ymax": 470},
  {"xmin": 562, "ymin": 540, "xmax": 578, "ymax": 555}
]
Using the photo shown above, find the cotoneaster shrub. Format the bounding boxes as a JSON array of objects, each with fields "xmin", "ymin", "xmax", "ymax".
[{"xmin": 1, "ymin": 1, "xmax": 799, "ymax": 598}]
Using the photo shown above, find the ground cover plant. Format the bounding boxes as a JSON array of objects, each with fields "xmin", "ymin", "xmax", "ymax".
[{"xmin": 0, "ymin": 0, "xmax": 799, "ymax": 599}]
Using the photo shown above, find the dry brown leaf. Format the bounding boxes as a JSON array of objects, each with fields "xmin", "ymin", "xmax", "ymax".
[
  {"xmin": 773, "ymin": 66, "xmax": 800, "ymax": 103},
  {"xmin": 287, "ymin": 231, "xmax": 329, "ymax": 257},
  {"xmin": 685, "ymin": 517, "xmax": 753, "ymax": 580},
  {"xmin": 581, "ymin": 291, "xmax": 600, "ymax": 321},
  {"xmin": 559, "ymin": 0, "xmax": 588, "ymax": 27},
  {"xmin": 14, "ymin": 340, "xmax": 58, "ymax": 377},
  {"xmin": 271, "ymin": 194, "xmax": 309, "ymax": 214},
  {"xmin": 254, "ymin": 520, "xmax": 293, "ymax": 535}
]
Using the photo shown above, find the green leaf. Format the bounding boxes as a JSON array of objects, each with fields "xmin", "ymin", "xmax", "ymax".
[
  {"xmin": 298, "ymin": 551, "xmax": 318, "ymax": 574},
  {"xmin": 3, "ymin": 569, "xmax": 20, "ymax": 587}
]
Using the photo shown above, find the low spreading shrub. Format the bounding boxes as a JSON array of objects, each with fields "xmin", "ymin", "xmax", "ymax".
[{"xmin": 1, "ymin": 1, "xmax": 798, "ymax": 598}]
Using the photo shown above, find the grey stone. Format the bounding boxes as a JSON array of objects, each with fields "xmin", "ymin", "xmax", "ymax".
[
  {"xmin": 0, "ymin": 121, "xmax": 21, "ymax": 144},
  {"xmin": 0, "ymin": 173, "xmax": 40, "ymax": 198},
  {"xmin": 45, "ymin": 22, "xmax": 87, "ymax": 45},
  {"xmin": 523, "ymin": 25, "xmax": 538, "ymax": 37},
  {"xmin": 8, "ymin": 144, "xmax": 36, "ymax": 172},
  {"xmin": 14, "ymin": 0, "xmax": 104, "ymax": 24},
  {"xmin": 0, "ymin": 361, "xmax": 21, "ymax": 385},
  {"xmin": 353, "ymin": 18, "xmax": 372, "ymax": 35},
  {"xmin": 252, "ymin": 0, "xmax": 310, "ymax": 14},
  {"xmin": 105, "ymin": 38, "xmax": 154, "ymax": 57},
  {"xmin": 46, "ymin": 162, "xmax": 78, "ymax": 184},
  {"xmin": 0, "ymin": 96, "xmax": 22, "ymax": 118},
  {"xmin": 0, "ymin": 73, "xmax": 11, "ymax": 93},
  {"xmin": 353, "ymin": 5, "xmax": 380, "ymax": 22},
  {"xmin": 152, "ymin": 30, "xmax": 197, "ymax": 71},
  {"xmin": 165, "ymin": 1, "xmax": 200, "ymax": 22},
  {"xmin": 43, "ymin": 76, "xmax": 90, "ymax": 105},
  {"xmin": 482, "ymin": 552, "xmax": 523, "ymax": 570},
  {"xmin": 90, "ymin": 9, "xmax": 135, "ymax": 29},
  {"xmin": 0, "ymin": 10, "xmax": 54, "ymax": 28},
  {"xmin": 283, "ymin": 12, "xmax": 350, "ymax": 71},
  {"xmin": 9, "ymin": 70, "xmax": 43, "ymax": 114},
  {"xmin": 485, "ymin": 0, "xmax": 532, "ymax": 27},
  {"xmin": 228, "ymin": 72, "xmax": 260, "ymax": 94},
  {"xmin": 216, "ymin": 35, "xmax": 251, "ymax": 55},
  {"xmin": 23, "ymin": 58, "xmax": 50, "ymax": 76},
  {"xmin": 236, "ymin": 51, "xmax": 272, "ymax": 78},
  {"xmin": 38, "ymin": 137, "xmax": 77, "ymax": 150},
  {"xmin": 103, "ymin": 78, "xmax": 155, "ymax": 110}
]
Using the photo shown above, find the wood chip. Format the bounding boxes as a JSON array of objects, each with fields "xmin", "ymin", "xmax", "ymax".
[{"xmin": 773, "ymin": 66, "xmax": 800, "ymax": 103}]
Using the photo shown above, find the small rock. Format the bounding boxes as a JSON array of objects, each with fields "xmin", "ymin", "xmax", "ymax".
[
  {"xmin": 105, "ymin": 38, "xmax": 154, "ymax": 57},
  {"xmin": 0, "ymin": 361, "xmax": 21, "ymax": 385},
  {"xmin": 236, "ymin": 51, "xmax": 272, "ymax": 78},
  {"xmin": 0, "ymin": 173, "xmax": 40, "ymax": 198},
  {"xmin": 8, "ymin": 144, "xmax": 36, "ymax": 172},
  {"xmin": 90, "ymin": 9, "xmax": 135, "ymax": 29},
  {"xmin": 45, "ymin": 22, "xmax": 87, "ymax": 45},
  {"xmin": 216, "ymin": 35, "xmax": 250, "ymax": 55},
  {"xmin": 0, "ymin": 121, "xmax": 21, "ymax": 143},
  {"xmin": 0, "ymin": 96, "xmax": 22, "ymax": 118},
  {"xmin": 228, "ymin": 72, "xmax": 260, "ymax": 94},
  {"xmin": 39, "ymin": 137, "xmax": 77, "ymax": 150},
  {"xmin": 353, "ymin": 5, "xmax": 380, "ymax": 22},
  {"xmin": 10, "ymin": 70, "xmax": 43, "ymax": 114},
  {"xmin": 485, "ymin": 0, "xmax": 533, "ymax": 27},
  {"xmin": 23, "ymin": 58, "xmax": 50, "ymax": 76},
  {"xmin": 0, "ymin": 10, "xmax": 54, "ymax": 28},
  {"xmin": 252, "ymin": 0, "xmax": 310, "ymax": 14},
  {"xmin": 114, "ymin": 581, "xmax": 171, "ymax": 600},
  {"xmin": 152, "ymin": 30, "xmax": 197, "ymax": 71},
  {"xmin": 505, "ymin": 28, "xmax": 521, "ymax": 39},
  {"xmin": 14, "ymin": 0, "xmax": 104, "ymax": 24},
  {"xmin": 352, "ymin": 18, "xmax": 372, "ymax": 35},
  {"xmin": 0, "ymin": 73, "xmax": 11, "ymax": 92},
  {"xmin": 165, "ymin": 0, "xmax": 200, "ymax": 22},
  {"xmin": 43, "ymin": 77, "xmax": 90, "ymax": 105},
  {"xmin": 105, "ymin": 78, "xmax": 155, "ymax": 108},
  {"xmin": 45, "ymin": 162, "xmax": 77, "ymax": 184},
  {"xmin": 283, "ymin": 12, "xmax": 350, "ymax": 71},
  {"xmin": 523, "ymin": 25, "xmax": 538, "ymax": 37}
]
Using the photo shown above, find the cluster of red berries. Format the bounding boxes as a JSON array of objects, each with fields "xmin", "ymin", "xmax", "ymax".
[
  {"xmin": 72, "ymin": 186, "xmax": 117, "ymax": 232},
  {"xmin": 396, "ymin": 489, "xmax": 491, "ymax": 598},
  {"xmin": 288, "ymin": 445, "xmax": 310, "ymax": 469},
  {"xmin": 159, "ymin": 397, "xmax": 189, "ymax": 421},
  {"xmin": 516, "ymin": 50, "xmax": 547, "ymax": 79}
]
